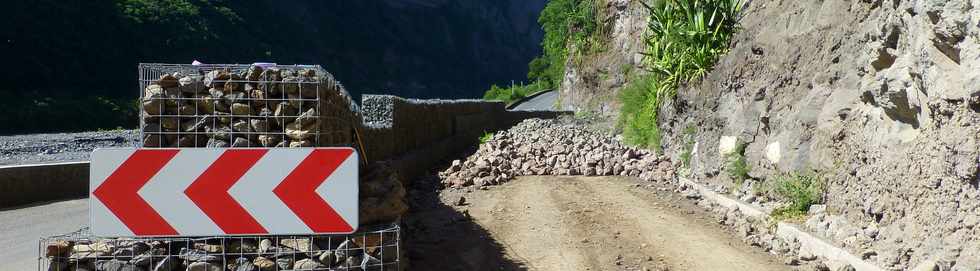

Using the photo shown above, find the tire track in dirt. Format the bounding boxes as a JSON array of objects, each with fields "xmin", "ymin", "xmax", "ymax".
[
  {"xmin": 410, "ymin": 175, "xmax": 785, "ymax": 270},
  {"xmin": 456, "ymin": 176, "xmax": 785, "ymax": 270},
  {"xmin": 582, "ymin": 177, "xmax": 785, "ymax": 270}
]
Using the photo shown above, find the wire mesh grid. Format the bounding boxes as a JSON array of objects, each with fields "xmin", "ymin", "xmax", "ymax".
[
  {"xmin": 39, "ymin": 223, "xmax": 400, "ymax": 271},
  {"xmin": 138, "ymin": 63, "xmax": 360, "ymax": 149}
]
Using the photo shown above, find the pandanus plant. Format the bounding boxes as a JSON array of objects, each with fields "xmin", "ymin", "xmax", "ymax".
[{"xmin": 641, "ymin": 0, "xmax": 742, "ymax": 98}]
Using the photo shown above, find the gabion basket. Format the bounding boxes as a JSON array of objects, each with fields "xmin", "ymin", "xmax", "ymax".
[
  {"xmin": 36, "ymin": 63, "xmax": 400, "ymax": 271},
  {"xmin": 137, "ymin": 63, "xmax": 361, "ymax": 149},
  {"xmin": 39, "ymin": 223, "xmax": 400, "ymax": 271}
]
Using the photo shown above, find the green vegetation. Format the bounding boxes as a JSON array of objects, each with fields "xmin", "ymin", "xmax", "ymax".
[
  {"xmin": 725, "ymin": 142, "xmax": 751, "ymax": 185},
  {"xmin": 0, "ymin": 94, "xmax": 138, "ymax": 134},
  {"xmin": 483, "ymin": 0, "xmax": 607, "ymax": 102},
  {"xmin": 620, "ymin": 74, "xmax": 665, "ymax": 149},
  {"xmin": 619, "ymin": 0, "xmax": 742, "ymax": 149},
  {"xmin": 768, "ymin": 172, "xmax": 826, "ymax": 220},
  {"xmin": 482, "ymin": 81, "xmax": 549, "ymax": 104},
  {"xmin": 9, "ymin": 1, "xmax": 542, "ymax": 134},
  {"xmin": 677, "ymin": 125, "xmax": 697, "ymax": 167},
  {"xmin": 479, "ymin": 131, "xmax": 494, "ymax": 145},
  {"xmin": 574, "ymin": 110, "xmax": 598, "ymax": 120},
  {"xmin": 535, "ymin": 0, "xmax": 606, "ymax": 86}
]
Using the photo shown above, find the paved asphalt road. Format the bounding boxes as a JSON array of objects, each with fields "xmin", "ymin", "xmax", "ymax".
[
  {"xmin": 0, "ymin": 199, "xmax": 88, "ymax": 271},
  {"xmin": 511, "ymin": 90, "xmax": 558, "ymax": 111}
]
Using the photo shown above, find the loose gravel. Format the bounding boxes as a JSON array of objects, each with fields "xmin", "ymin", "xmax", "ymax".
[{"xmin": 0, "ymin": 130, "xmax": 139, "ymax": 165}]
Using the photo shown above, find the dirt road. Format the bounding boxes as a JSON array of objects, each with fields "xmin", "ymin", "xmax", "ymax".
[{"xmin": 407, "ymin": 175, "xmax": 786, "ymax": 271}]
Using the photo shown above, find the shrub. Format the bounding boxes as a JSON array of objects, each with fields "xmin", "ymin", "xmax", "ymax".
[
  {"xmin": 619, "ymin": 74, "xmax": 663, "ymax": 150},
  {"xmin": 536, "ymin": 0, "xmax": 607, "ymax": 86},
  {"xmin": 770, "ymin": 172, "xmax": 825, "ymax": 219},
  {"xmin": 725, "ymin": 142, "xmax": 750, "ymax": 185},
  {"xmin": 621, "ymin": 0, "xmax": 742, "ymax": 149},
  {"xmin": 482, "ymin": 81, "xmax": 549, "ymax": 104},
  {"xmin": 478, "ymin": 131, "xmax": 494, "ymax": 145},
  {"xmin": 677, "ymin": 125, "xmax": 696, "ymax": 167},
  {"xmin": 482, "ymin": 0, "xmax": 606, "ymax": 101}
]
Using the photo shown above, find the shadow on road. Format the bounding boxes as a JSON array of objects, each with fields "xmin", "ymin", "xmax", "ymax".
[{"xmin": 403, "ymin": 172, "xmax": 527, "ymax": 271}]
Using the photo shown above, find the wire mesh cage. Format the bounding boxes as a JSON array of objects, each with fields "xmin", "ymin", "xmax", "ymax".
[
  {"xmin": 138, "ymin": 63, "xmax": 361, "ymax": 149},
  {"xmin": 39, "ymin": 223, "xmax": 400, "ymax": 271}
]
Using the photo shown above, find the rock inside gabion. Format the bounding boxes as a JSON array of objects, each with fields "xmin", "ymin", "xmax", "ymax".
[{"xmin": 139, "ymin": 64, "xmax": 358, "ymax": 148}]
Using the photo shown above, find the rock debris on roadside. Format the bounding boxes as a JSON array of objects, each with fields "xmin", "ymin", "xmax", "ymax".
[{"xmin": 439, "ymin": 118, "xmax": 674, "ymax": 188}]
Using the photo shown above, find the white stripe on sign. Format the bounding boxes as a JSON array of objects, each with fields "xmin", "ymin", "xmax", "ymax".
[
  {"xmin": 140, "ymin": 149, "xmax": 223, "ymax": 235},
  {"xmin": 230, "ymin": 149, "xmax": 312, "ymax": 233},
  {"xmin": 90, "ymin": 148, "xmax": 136, "ymax": 236},
  {"xmin": 318, "ymin": 151, "xmax": 359, "ymax": 228}
]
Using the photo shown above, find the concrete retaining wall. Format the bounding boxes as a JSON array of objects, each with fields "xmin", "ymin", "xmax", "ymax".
[
  {"xmin": 359, "ymin": 95, "xmax": 567, "ymax": 164},
  {"xmin": 0, "ymin": 162, "xmax": 88, "ymax": 208}
]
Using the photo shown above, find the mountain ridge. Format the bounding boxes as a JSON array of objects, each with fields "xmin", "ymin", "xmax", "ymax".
[{"xmin": 0, "ymin": 0, "xmax": 545, "ymax": 133}]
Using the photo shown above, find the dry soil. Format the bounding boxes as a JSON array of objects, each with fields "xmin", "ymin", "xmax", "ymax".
[{"xmin": 406, "ymin": 175, "xmax": 786, "ymax": 270}]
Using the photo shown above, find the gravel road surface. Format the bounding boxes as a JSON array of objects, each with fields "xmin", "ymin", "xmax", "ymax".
[{"xmin": 0, "ymin": 130, "xmax": 138, "ymax": 165}]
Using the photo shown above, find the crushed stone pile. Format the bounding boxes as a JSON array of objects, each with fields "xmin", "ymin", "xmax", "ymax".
[{"xmin": 439, "ymin": 118, "xmax": 674, "ymax": 188}]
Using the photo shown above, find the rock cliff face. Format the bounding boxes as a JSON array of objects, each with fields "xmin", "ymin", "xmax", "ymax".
[
  {"xmin": 559, "ymin": 0, "xmax": 648, "ymax": 116},
  {"xmin": 563, "ymin": 0, "xmax": 979, "ymax": 269},
  {"xmin": 652, "ymin": 1, "xmax": 979, "ymax": 269}
]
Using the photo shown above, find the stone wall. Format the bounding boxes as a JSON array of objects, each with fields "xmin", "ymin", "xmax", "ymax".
[{"xmin": 358, "ymin": 95, "xmax": 563, "ymax": 163}]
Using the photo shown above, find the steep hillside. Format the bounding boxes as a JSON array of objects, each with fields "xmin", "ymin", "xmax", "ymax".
[
  {"xmin": 0, "ymin": 0, "xmax": 545, "ymax": 133},
  {"xmin": 558, "ymin": 0, "xmax": 647, "ymax": 116},
  {"xmin": 559, "ymin": 0, "xmax": 979, "ymax": 269}
]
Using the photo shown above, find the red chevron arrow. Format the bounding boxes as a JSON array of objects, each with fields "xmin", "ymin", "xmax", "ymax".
[
  {"xmin": 185, "ymin": 149, "xmax": 269, "ymax": 234},
  {"xmin": 274, "ymin": 149, "xmax": 354, "ymax": 232},
  {"xmin": 92, "ymin": 149, "xmax": 179, "ymax": 235}
]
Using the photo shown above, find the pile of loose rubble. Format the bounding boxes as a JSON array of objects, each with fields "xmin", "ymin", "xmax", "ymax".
[
  {"xmin": 439, "ymin": 118, "xmax": 674, "ymax": 188},
  {"xmin": 44, "ymin": 234, "xmax": 397, "ymax": 271}
]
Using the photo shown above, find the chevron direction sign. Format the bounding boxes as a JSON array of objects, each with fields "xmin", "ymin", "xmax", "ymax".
[{"xmin": 90, "ymin": 148, "xmax": 358, "ymax": 237}]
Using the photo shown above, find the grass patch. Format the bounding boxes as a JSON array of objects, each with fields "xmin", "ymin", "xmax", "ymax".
[
  {"xmin": 478, "ymin": 131, "xmax": 494, "ymax": 145},
  {"xmin": 677, "ymin": 125, "xmax": 697, "ymax": 167},
  {"xmin": 725, "ymin": 142, "xmax": 750, "ymax": 186},
  {"xmin": 482, "ymin": 81, "xmax": 549, "ymax": 104},
  {"xmin": 619, "ymin": 74, "xmax": 664, "ymax": 150},
  {"xmin": 620, "ymin": 0, "xmax": 741, "ymax": 149},
  {"xmin": 768, "ymin": 172, "xmax": 825, "ymax": 220},
  {"xmin": 574, "ymin": 110, "xmax": 597, "ymax": 120}
]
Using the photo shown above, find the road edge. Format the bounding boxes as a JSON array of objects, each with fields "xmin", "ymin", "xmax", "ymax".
[
  {"xmin": 506, "ymin": 89, "xmax": 554, "ymax": 110},
  {"xmin": 677, "ymin": 176, "xmax": 886, "ymax": 271},
  {"xmin": 0, "ymin": 161, "xmax": 89, "ymax": 209}
]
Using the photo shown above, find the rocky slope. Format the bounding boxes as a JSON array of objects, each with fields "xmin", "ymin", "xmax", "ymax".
[
  {"xmin": 558, "ymin": 0, "xmax": 648, "ymax": 116},
  {"xmin": 649, "ymin": 1, "xmax": 979, "ymax": 270},
  {"xmin": 562, "ymin": 0, "xmax": 979, "ymax": 269}
]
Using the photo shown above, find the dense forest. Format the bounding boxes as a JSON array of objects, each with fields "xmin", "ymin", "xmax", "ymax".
[{"xmin": 0, "ymin": 0, "xmax": 545, "ymax": 134}]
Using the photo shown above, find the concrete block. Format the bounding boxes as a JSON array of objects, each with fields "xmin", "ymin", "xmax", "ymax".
[{"xmin": 0, "ymin": 162, "xmax": 89, "ymax": 208}]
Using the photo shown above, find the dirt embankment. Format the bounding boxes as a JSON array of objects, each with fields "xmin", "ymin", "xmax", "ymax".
[{"xmin": 406, "ymin": 175, "xmax": 785, "ymax": 271}]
